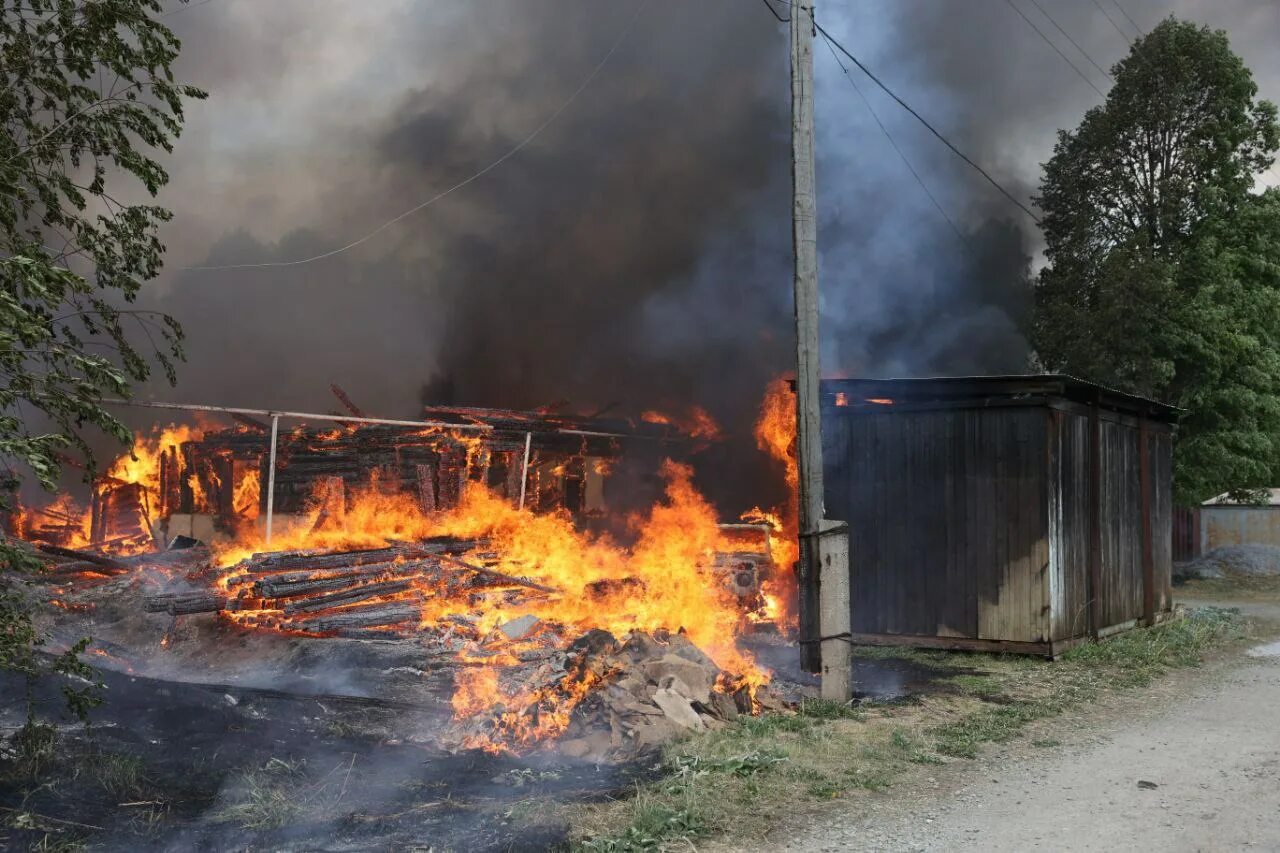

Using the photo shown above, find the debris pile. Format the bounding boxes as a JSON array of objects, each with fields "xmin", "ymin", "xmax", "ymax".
[{"xmin": 448, "ymin": 628, "xmax": 781, "ymax": 762}]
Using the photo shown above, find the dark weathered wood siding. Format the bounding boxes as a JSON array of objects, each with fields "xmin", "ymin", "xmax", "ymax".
[
  {"xmin": 824, "ymin": 405, "xmax": 1049, "ymax": 643},
  {"xmin": 820, "ymin": 376, "xmax": 1176, "ymax": 651}
]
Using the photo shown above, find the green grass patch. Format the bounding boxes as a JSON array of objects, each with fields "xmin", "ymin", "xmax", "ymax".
[
  {"xmin": 797, "ymin": 698, "xmax": 867, "ymax": 721},
  {"xmin": 1063, "ymin": 607, "xmax": 1246, "ymax": 683},
  {"xmin": 931, "ymin": 701, "xmax": 1052, "ymax": 758}
]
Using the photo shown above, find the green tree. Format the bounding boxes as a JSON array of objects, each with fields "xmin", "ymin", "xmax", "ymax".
[
  {"xmin": 1032, "ymin": 18, "xmax": 1280, "ymax": 504},
  {"xmin": 1, "ymin": 0, "xmax": 203, "ymax": 732}
]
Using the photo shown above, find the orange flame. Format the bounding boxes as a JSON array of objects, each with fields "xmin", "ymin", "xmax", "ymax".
[
  {"xmin": 641, "ymin": 406, "xmax": 723, "ymax": 442},
  {"xmin": 744, "ymin": 378, "xmax": 799, "ymax": 627}
]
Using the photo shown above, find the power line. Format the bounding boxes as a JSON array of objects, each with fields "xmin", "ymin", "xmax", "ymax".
[
  {"xmin": 1003, "ymin": 0, "xmax": 1107, "ymax": 98},
  {"xmin": 1089, "ymin": 0, "xmax": 1133, "ymax": 45},
  {"xmin": 812, "ymin": 19, "xmax": 1042, "ymax": 225},
  {"xmin": 189, "ymin": 0, "xmax": 648, "ymax": 271},
  {"xmin": 817, "ymin": 30, "xmax": 968, "ymax": 250},
  {"xmin": 1110, "ymin": 0, "xmax": 1145, "ymax": 36},
  {"xmin": 1025, "ymin": 0, "xmax": 1113, "ymax": 81},
  {"xmin": 759, "ymin": 0, "xmax": 789, "ymax": 23}
]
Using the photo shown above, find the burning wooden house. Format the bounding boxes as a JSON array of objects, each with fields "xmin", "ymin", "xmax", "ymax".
[
  {"xmin": 819, "ymin": 375, "xmax": 1179, "ymax": 656},
  {"xmin": 28, "ymin": 401, "xmax": 682, "ymax": 553}
]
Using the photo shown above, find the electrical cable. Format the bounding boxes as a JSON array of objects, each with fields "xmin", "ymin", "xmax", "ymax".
[
  {"xmin": 1002, "ymin": 0, "xmax": 1107, "ymax": 98},
  {"xmin": 812, "ymin": 18, "xmax": 1042, "ymax": 225},
  {"xmin": 188, "ymin": 0, "xmax": 648, "ymax": 271},
  {"xmin": 1110, "ymin": 0, "xmax": 1145, "ymax": 37},
  {"xmin": 817, "ymin": 30, "xmax": 969, "ymax": 251},
  {"xmin": 1025, "ymin": 0, "xmax": 1113, "ymax": 81},
  {"xmin": 1089, "ymin": 0, "xmax": 1133, "ymax": 45},
  {"xmin": 759, "ymin": 0, "xmax": 789, "ymax": 24}
]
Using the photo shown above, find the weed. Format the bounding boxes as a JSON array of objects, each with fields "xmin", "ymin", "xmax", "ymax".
[
  {"xmin": 945, "ymin": 674, "xmax": 1005, "ymax": 699},
  {"xmin": 931, "ymin": 702, "xmax": 1049, "ymax": 759},
  {"xmin": 1031, "ymin": 738, "xmax": 1062, "ymax": 748},
  {"xmin": 805, "ymin": 780, "xmax": 841, "ymax": 799},
  {"xmin": 670, "ymin": 749, "xmax": 787, "ymax": 778},
  {"xmin": 93, "ymin": 752, "xmax": 146, "ymax": 799},
  {"xmin": 11, "ymin": 720, "xmax": 56, "ymax": 780},
  {"xmin": 841, "ymin": 765, "xmax": 894, "ymax": 790},
  {"xmin": 217, "ymin": 758, "xmax": 309, "ymax": 830},
  {"xmin": 734, "ymin": 713, "xmax": 814, "ymax": 737},
  {"xmin": 1063, "ymin": 607, "xmax": 1245, "ymax": 682},
  {"xmin": 889, "ymin": 728, "xmax": 943, "ymax": 765},
  {"xmin": 578, "ymin": 802, "xmax": 706, "ymax": 852},
  {"xmin": 797, "ymin": 698, "xmax": 866, "ymax": 721}
]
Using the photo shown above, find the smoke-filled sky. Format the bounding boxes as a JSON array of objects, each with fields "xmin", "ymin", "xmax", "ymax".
[{"xmin": 112, "ymin": 0, "xmax": 1278, "ymax": 503}]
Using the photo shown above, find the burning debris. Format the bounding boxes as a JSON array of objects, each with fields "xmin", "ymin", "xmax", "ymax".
[{"xmin": 7, "ymin": 391, "xmax": 802, "ymax": 761}]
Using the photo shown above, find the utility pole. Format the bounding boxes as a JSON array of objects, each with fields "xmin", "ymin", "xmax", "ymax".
[{"xmin": 790, "ymin": 2, "xmax": 851, "ymax": 701}]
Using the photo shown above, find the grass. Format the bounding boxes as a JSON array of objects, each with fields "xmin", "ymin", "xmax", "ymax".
[
  {"xmin": 568, "ymin": 606, "xmax": 1251, "ymax": 851},
  {"xmin": 1176, "ymin": 574, "xmax": 1280, "ymax": 601},
  {"xmin": 92, "ymin": 752, "xmax": 147, "ymax": 799},
  {"xmin": 216, "ymin": 758, "xmax": 310, "ymax": 830}
]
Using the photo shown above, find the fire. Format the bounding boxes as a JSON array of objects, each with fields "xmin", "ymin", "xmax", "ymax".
[
  {"xmin": 106, "ymin": 424, "xmax": 202, "ymax": 491},
  {"xmin": 452, "ymin": 658, "xmax": 605, "ymax": 752},
  {"xmin": 835, "ymin": 391, "xmax": 849, "ymax": 407},
  {"xmin": 21, "ymin": 385, "xmax": 803, "ymax": 755},
  {"xmin": 743, "ymin": 377, "xmax": 799, "ymax": 625},
  {"xmin": 216, "ymin": 461, "xmax": 754, "ymax": 673},
  {"xmin": 233, "ymin": 468, "xmax": 261, "ymax": 520},
  {"xmin": 640, "ymin": 406, "xmax": 724, "ymax": 441},
  {"xmin": 754, "ymin": 378, "xmax": 797, "ymax": 493},
  {"xmin": 867, "ymin": 397, "xmax": 894, "ymax": 405}
]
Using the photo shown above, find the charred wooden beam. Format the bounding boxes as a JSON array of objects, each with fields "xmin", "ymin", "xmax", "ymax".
[
  {"xmin": 282, "ymin": 578, "xmax": 413, "ymax": 614},
  {"xmin": 436, "ymin": 553, "xmax": 558, "ymax": 594},
  {"xmin": 35, "ymin": 543, "xmax": 127, "ymax": 572},
  {"xmin": 145, "ymin": 591, "xmax": 227, "ymax": 615},
  {"xmin": 290, "ymin": 601, "xmax": 421, "ymax": 633},
  {"xmin": 330, "ymin": 383, "xmax": 368, "ymax": 418}
]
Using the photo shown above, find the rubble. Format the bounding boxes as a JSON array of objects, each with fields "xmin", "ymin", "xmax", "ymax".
[{"xmin": 447, "ymin": 628, "xmax": 780, "ymax": 762}]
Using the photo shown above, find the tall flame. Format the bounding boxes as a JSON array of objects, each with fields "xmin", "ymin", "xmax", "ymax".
[{"xmin": 743, "ymin": 377, "xmax": 799, "ymax": 626}]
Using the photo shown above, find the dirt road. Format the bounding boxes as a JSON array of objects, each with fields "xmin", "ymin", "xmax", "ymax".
[{"xmin": 775, "ymin": 605, "xmax": 1280, "ymax": 853}]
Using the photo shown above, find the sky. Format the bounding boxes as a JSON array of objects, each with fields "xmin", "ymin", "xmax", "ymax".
[{"xmin": 95, "ymin": 0, "xmax": 1280, "ymax": 505}]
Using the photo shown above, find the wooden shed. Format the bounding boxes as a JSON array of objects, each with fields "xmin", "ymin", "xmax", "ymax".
[{"xmin": 817, "ymin": 375, "xmax": 1179, "ymax": 657}]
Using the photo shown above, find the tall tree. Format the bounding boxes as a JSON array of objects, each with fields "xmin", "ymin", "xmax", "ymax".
[
  {"xmin": 1, "ymin": 0, "xmax": 203, "ymax": 729},
  {"xmin": 1032, "ymin": 18, "xmax": 1280, "ymax": 504}
]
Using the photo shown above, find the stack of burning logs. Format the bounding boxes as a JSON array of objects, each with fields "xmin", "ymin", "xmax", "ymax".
[{"xmin": 143, "ymin": 537, "xmax": 555, "ymax": 641}]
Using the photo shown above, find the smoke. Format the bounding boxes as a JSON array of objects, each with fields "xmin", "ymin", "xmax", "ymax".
[{"xmin": 119, "ymin": 0, "xmax": 1278, "ymax": 509}]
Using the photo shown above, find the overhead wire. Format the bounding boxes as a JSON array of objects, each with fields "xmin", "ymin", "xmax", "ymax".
[
  {"xmin": 810, "ymin": 17, "xmax": 1042, "ymax": 225},
  {"xmin": 1089, "ymin": 0, "xmax": 1133, "ymax": 45},
  {"xmin": 1025, "ymin": 0, "xmax": 1113, "ymax": 81},
  {"xmin": 759, "ymin": 0, "xmax": 789, "ymax": 24},
  {"xmin": 1110, "ymin": 0, "xmax": 1146, "ymax": 36},
  {"xmin": 188, "ymin": 0, "xmax": 649, "ymax": 271},
  {"xmin": 817, "ymin": 30, "xmax": 969, "ymax": 251},
  {"xmin": 1002, "ymin": 0, "xmax": 1107, "ymax": 98}
]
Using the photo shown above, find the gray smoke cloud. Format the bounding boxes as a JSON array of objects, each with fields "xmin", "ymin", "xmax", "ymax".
[{"xmin": 119, "ymin": 0, "xmax": 1278, "ymax": 508}]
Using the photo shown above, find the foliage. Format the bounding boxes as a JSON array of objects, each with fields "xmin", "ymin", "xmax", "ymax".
[
  {"xmin": 1031, "ymin": 18, "xmax": 1280, "ymax": 503},
  {"xmin": 1, "ymin": 0, "xmax": 202, "ymax": 742},
  {"xmin": 1, "ymin": 0, "xmax": 204, "ymax": 494}
]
